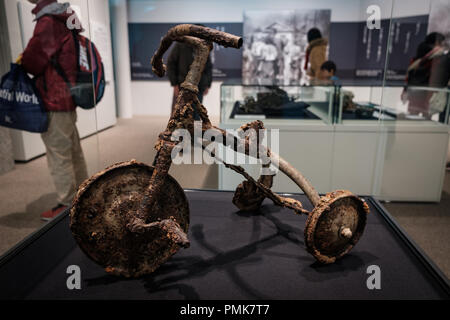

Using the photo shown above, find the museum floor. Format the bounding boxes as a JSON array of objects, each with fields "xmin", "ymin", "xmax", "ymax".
[{"xmin": 0, "ymin": 115, "xmax": 449, "ymax": 280}]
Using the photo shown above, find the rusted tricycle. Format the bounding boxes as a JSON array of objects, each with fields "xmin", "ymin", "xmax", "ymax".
[{"xmin": 70, "ymin": 25, "xmax": 369, "ymax": 278}]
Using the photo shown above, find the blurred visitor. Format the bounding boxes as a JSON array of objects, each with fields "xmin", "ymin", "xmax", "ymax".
[
  {"xmin": 426, "ymin": 33, "xmax": 450, "ymax": 170},
  {"xmin": 20, "ymin": 0, "xmax": 88, "ymax": 220},
  {"xmin": 404, "ymin": 32, "xmax": 447, "ymax": 118},
  {"xmin": 304, "ymin": 28, "xmax": 328, "ymax": 81},
  {"xmin": 428, "ymin": 38, "xmax": 450, "ymax": 124},
  {"xmin": 318, "ymin": 60, "xmax": 339, "ymax": 83},
  {"xmin": 167, "ymin": 26, "xmax": 213, "ymax": 116}
]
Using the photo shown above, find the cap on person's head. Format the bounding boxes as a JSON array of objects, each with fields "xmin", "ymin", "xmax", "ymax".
[
  {"xmin": 320, "ymin": 60, "xmax": 337, "ymax": 74},
  {"xmin": 307, "ymin": 28, "xmax": 322, "ymax": 43}
]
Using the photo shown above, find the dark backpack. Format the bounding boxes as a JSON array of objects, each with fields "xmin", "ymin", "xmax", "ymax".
[{"xmin": 52, "ymin": 31, "xmax": 105, "ymax": 109}]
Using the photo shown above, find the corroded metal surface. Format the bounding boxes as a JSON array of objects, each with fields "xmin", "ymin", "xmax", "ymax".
[
  {"xmin": 304, "ymin": 190, "xmax": 370, "ymax": 264},
  {"xmin": 70, "ymin": 25, "xmax": 243, "ymax": 278},
  {"xmin": 70, "ymin": 24, "xmax": 370, "ymax": 278},
  {"xmin": 231, "ymin": 120, "xmax": 274, "ymax": 212},
  {"xmin": 70, "ymin": 160, "xmax": 189, "ymax": 278},
  {"xmin": 232, "ymin": 176, "xmax": 273, "ymax": 212}
]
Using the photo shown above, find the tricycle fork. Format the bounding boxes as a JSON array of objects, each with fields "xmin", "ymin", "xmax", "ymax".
[{"xmin": 128, "ymin": 25, "xmax": 242, "ymax": 232}]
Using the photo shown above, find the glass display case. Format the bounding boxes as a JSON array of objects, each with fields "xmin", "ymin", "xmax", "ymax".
[
  {"xmin": 338, "ymin": 82, "xmax": 450, "ymax": 125},
  {"xmin": 222, "ymin": 81, "xmax": 450, "ymax": 126},
  {"xmin": 337, "ymin": 83, "xmax": 450, "ymax": 202},
  {"xmin": 219, "ymin": 81, "xmax": 450, "ymax": 202},
  {"xmin": 221, "ymin": 81, "xmax": 337, "ymax": 125}
]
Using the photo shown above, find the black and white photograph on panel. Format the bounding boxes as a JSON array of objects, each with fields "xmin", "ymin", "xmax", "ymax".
[{"xmin": 242, "ymin": 9, "xmax": 331, "ymax": 86}]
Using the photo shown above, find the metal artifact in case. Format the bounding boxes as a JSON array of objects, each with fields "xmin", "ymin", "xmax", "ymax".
[
  {"xmin": 221, "ymin": 82, "xmax": 337, "ymax": 125},
  {"xmin": 70, "ymin": 24, "xmax": 369, "ymax": 278}
]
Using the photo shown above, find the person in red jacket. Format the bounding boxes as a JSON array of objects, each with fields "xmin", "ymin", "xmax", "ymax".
[{"xmin": 20, "ymin": 0, "xmax": 88, "ymax": 220}]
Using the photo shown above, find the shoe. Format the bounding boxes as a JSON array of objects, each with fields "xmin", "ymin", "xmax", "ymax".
[{"xmin": 41, "ymin": 204, "xmax": 68, "ymax": 221}]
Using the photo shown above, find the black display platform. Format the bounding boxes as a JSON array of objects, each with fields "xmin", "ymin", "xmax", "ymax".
[{"xmin": 0, "ymin": 190, "xmax": 449, "ymax": 300}]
